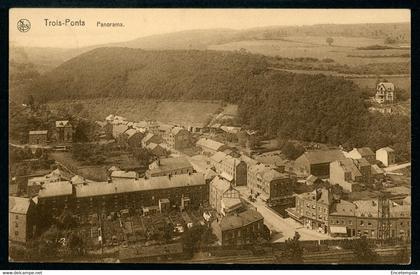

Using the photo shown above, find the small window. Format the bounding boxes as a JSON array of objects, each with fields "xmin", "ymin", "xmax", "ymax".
[
  {"xmin": 368, "ymin": 221, "xmax": 372, "ymax": 226},
  {"xmin": 360, "ymin": 221, "xmax": 364, "ymax": 226}
]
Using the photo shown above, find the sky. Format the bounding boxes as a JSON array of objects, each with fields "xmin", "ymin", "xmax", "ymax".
[{"xmin": 10, "ymin": 9, "xmax": 410, "ymax": 48}]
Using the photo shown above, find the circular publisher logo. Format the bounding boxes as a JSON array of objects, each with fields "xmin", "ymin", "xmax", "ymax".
[{"xmin": 17, "ymin": 19, "xmax": 31, "ymax": 32}]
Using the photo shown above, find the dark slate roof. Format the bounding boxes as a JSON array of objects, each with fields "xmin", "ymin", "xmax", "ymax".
[
  {"xmin": 9, "ymin": 196, "xmax": 32, "ymax": 214},
  {"xmin": 217, "ymin": 209, "xmax": 263, "ymax": 231},
  {"xmin": 298, "ymin": 149, "xmax": 346, "ymax": 165}
]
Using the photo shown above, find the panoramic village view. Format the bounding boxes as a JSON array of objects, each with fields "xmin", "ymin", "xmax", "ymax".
[{"xmin": 8, "ymin": 10, "xmax": 411, "ymax": 264}]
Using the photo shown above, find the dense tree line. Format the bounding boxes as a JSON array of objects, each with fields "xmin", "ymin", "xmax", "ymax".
[{"xmin": 25, "ymin": 48, "xmax": 410, "ymax": 161}]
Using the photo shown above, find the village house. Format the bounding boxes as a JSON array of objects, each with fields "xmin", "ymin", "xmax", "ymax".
[
  {"xmin": 55, "ymin": 120, "xmax": 73, "ymax": 143},
  {"xmin": 36, "ymin": 173, "xmax": 208, "ymax": 217},
  {"xmin": 346, "ymin": 147, "xmax": 376, "ymax": 164},
  {"xmin": 28, "ymin": 130, "xmax": 48, "ymax": 145},
  {"xmin": 72, "ymin": 173, "xmax": 208, "ymax": 216},
  {"xmin": 209, "ymin": 176, "xmax": 242, "ymax": 215},
  {"xmin": 141, "ymin": 133, "xmax": 163, "ymax": 148},
  {"xmin": 146, "ymin": 143, "xmax": 167, "ymax": 157},
  {"xmin": 247, "ymin": 163, "xmax": 295, "ymax": 204},
  {"xmin": 329, "ymin": 159, "xmax": 364, "ymax": 193},
  {"xmin": 147, "ymin": 120, "xmax": 160, "ymax": 135},
  {"xmin": 196, "ymin": 138, "xmax": 229, "ymax": 156},
  {"xmin": 328, "ymin": 199, "xmax": 411, "ymax": 240},
  {"xmin": 9, "ymin": 196, "xmax": 37, "ymax": 243},
  {"xmin": 286, "ymin": 188, "xmax": 333, "ymax": 234},
  {"xmin": 294, "ymin": 149, "xmax": 346, "ymax": 179},
  {"xmin": 210, "ymin": 151, "xmax": 247, "ymax": 186},
  {"xmin": 112, "ymin": 124, "xmax": 129, "ymax": 139},
  {"xmin": 211, "ymin": 209, "xmax": 264, "ymax": 246},
  {"xmin": 188, "ymin": 154, "xmax": 218, "ymax": 183},
  {"xmin": 376, "ymin": 147, "xmax": 396, "ymax": 167},
  {"xmin": 163, "ymin": 126, "xmax": 191, "ymax": 150},
  {"xmin": 375, "ymin": 82, "xmax": 395, "ymax": 104},
  {"xmin": 27, "ymin": 168, "xmax": 71, "ymax": 197},
  {"xmin": 123, "ymin": 128, "xmax": 146, "ymax": 148},
  {"xmin": 95, "ymin": 121, "xmax": 113, "ymax": 140},
  {"xmin": 146, "ymin": 157, "xmax": 194, "ymax": 178},
  {"xmin": 328, "ymin": 199, "xmax": 357, "ymax": 237}
]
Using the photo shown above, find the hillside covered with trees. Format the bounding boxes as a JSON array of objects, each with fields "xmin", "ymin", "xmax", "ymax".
[{"xmin": 23, "ymin": 47, "xmax": 410, "ymax": 160}]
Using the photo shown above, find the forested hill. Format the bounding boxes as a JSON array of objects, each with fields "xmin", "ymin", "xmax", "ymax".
[{"xmin": 27, "ymin": 47, "xmax": 409, "ymax": 159}]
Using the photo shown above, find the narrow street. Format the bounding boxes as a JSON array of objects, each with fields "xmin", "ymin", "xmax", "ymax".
[
  {"xmin": 384, "ymin": 162, "xmax": 411, "ymax": 172},
  {"xmin": 236, "ymin": 186, "xmax": 333, "ymax": 242}
]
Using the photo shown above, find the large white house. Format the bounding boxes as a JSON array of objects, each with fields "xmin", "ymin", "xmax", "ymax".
[{"xmin": 376, "ymin": 147, "xmax": 396, "ymax": 167}]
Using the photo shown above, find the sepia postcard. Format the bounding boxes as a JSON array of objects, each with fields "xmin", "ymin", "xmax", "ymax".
[{"xmin": 8, "ymin": 8, "xmax": 411, "ymax": 264}]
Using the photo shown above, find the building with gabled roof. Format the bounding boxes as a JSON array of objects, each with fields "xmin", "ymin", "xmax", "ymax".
[
  {"xmin": 55, "ymin": 120, "xmax": 73, "ymax": 143},
  {"xmin": 196, "ymin": 138, "xmax": 228, "ymax": 156},
  {"xmin": 141, "ymin": 133, "xmax": 163, "ymax": 148},
  {"xmin": 9, "ymin": 196, "xmax": 37, "ymax": 243},
  {"xmin": 375, "ymin": 82, "xmax": 395, "ymax": 104},
  {"xmin": 28, "ymin": 130, "xmax": 48, "ymax": 145},
  {"xmin": 376, "ymin": 147, "xmax": 396, "ymax": 167},
  {"xmin": 112, "ymin": 124, "xmax": 129, "ymax": 139},
  {"xmin": 210, "ymin": 151, "xmax": 247, "ymax": 186},
  {"xmin": 330, "ymin": 159, "xmax": 364, "ymax": 192},
  {"xmin": 247, "ymin": 163, "xmax": 295, "ymax": 203},
  {"xmin": 146, "ymin": 143, "xmax": 167, "ymax": 157},
  {"xmin": 147, "ymin": 157, "xmax": 193, "ymax": 178},
  {"xmin": 328, "ymin": 198, "xmax": 411, "ymax": 239},
  {"xmin": 209, "ymin": 176, "xmax": 241, "ymax": 215},
  {"xmin": 294, "ymin": 149, "xmax": 346, "ymax": 179},
  {"xmin": 27, "ymin": 168, "xmax": 71, "ymax": 197},
  {"xmin": 346, "ymin": 147, "xmax": 376, "ymax": 164},
  {"xmin": 162, "ymin": 126, "xmax": 191, "ymax": 150},
  {"xmin": 287, "ymin": 188, "xmax": 333, "ymax": 234},
  {"xmin": 211, "ymin": 209, "xmax": 264, "ymax": 246},
  {"xmin": 73, "ymin": 173, "xmax": 208, "ymax": 215}
]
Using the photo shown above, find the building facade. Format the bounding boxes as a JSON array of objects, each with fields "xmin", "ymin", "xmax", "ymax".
[
  {"xmin": 210, "ymin": 152, "xmax": 247, "ymax": 186},
  {"xmin": 163, "ymin": 127, "xmax": 191, "ymax": 150},
  {"xmin": 55, "ymin": 121, "xmax": 73, "ymax": 143},
  {"xmin": 9, "ymin": 196, "xmax": 37, "ymax": 243},
  {"xmin": 288, "ymin": 188, "xmax": 333, "ymax": 234},
  {"xmin": 247, "ymin": 163, "xmax": 295, "ymax": 204},
  {"xmin": 376, "ymin": 147, "xmax": 396, "ymax": 167},
  {"xmin": 28, "ymin": 130, "xmax": 48, "ymax": 145},
  {"xmin": 294, "ymin": 150, "xmax": 346, "ymax": 179},
  {"xmin": 328, "ymin": 199, "xmax": 410, "ymax": 240},
  {"xmin": 211, "ymin": 209, "xmax": 264, "ymax": 246},
  {"xmin": 375, "ymin": 82, "xmax": 395, "ymax": 104},
  {"xmin": 146, "ymin": 157, "xmax": 194, "ymax": 178},
  {"xmin": 196, "ymin": 138, "xmax": 229, "ymax": 156}
]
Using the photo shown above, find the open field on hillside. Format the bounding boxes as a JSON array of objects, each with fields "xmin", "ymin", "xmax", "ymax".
[
  {"xmin": 209, "ymin": 37, "xmax": 410, "ymax": 65},
  {"xmin": 47, "ymin": 98, "xmax": 223, "ymax": 127},
  {"xmin": 269, "ymin": 67, "xmax": 410, "ymax": 93},
  {"xmin": 351, "ymin": 76, "xmax": 411, "ymax": 92}
]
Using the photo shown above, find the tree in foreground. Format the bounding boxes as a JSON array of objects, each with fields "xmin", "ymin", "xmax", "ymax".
[
  {"xmin": 352, "ymin": 236, "xmax": 378, "ymax": 263},
  {"xmin": 283, "ymin": 231, "xmax": 303, "ymax": 263}
]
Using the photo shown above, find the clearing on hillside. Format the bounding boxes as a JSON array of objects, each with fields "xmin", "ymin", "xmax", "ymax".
[{"xmin": 48, "ymin": 98, "xmax": 224, "ymax": 127}]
